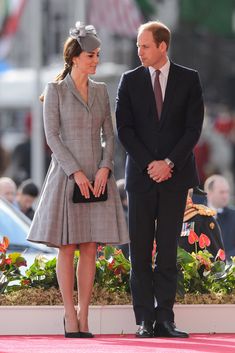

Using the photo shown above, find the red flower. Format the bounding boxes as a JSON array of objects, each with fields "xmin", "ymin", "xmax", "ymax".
[
  {"xmin": 199, "ymin": 233, "xmax": 211, "ymax": 249},
  {"xmin": 152, "ymin": 241, "xmax": 157, "ymax": 258},
  {"xmin": 21, "ymin": 279, "xmax": 31, "ymax": 286},
  {"xmin": 196, "ymin": 254, "xmax": 211, "ymax": 270},
  {"xmin": 0, "ymin": 236, "xmax": 9, "ymax": 253},
  {"xmin": 5, "ymin": 258, "xmax": 12, "ymax": 265},
  {"xmin": 188, "ymin": 230, "xmax": 199, "ymax": 245},
  {"xmin": 114, "ymin": 268, "xmax": 121, "ymax": 275},
  {"xmin": 216, "ymin": 249, "xmax": 226, "ymax": 261},
  {"xmin": 97, "ymin": 245, "xmax": 103, "ymax": 252},
  {"xmin": 0, "ymin": 245, "xmax": 5, "ymax": 253},
  {"xmin": 108, "ymin": 259, "xmax": 115, "ymax": 270},
  {"xmin": 114, "ymin": 249, "xmax": 122, "ymax": 255}
]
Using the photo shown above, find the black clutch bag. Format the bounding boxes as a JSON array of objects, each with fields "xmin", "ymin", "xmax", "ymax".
[{"xmin": 72, "ymin": 182, "xmax": 108, "ymax": 203}]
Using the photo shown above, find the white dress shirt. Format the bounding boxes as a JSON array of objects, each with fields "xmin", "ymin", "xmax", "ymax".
[
  {"xmin": 149, "ymin": 59, "xmax": 174, "ymax": 167},
  {"xmin": 148, "ymin": 59, "xmax": 170, "ymax": 100}
]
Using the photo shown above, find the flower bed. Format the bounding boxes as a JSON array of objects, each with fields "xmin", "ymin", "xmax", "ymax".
[
  {"xmin": 1, "ymin": 286, "xmax": 235, "ymax": 306},
  {"xmin": 1, "ymin": 234, "xmax": 235, "ymax": 305}
]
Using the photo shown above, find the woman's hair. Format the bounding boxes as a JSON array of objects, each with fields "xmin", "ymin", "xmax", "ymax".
[
  {"xmin": 138, "ymin": 21, "xmax": 171, "ymax": 50},
  {"xmin": 39, "ymin": 37, "xmax": 82, "ymax": 102}
]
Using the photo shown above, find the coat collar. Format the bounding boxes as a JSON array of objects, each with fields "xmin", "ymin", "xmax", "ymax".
[{"xmin": 64, "ymin": 74, "xmax": 96, "ymax": 109}]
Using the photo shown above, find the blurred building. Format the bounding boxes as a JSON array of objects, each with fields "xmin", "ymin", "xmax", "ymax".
[
  {"xmin": 173, "ymin": 0, "xmax": 235, "ymax": 107},
  {"xmin": 1, "ymin": 0, "xmax": 235, "ymax": 185},
  {"xmin": 0, "ymin": 0, "xmax": 158, "ymax": 183}
]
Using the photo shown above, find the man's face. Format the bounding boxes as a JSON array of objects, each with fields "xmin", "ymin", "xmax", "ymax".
[
  {"xmin": 18, "ymin": 194, "xmax": 35, "ymax": 213},
  {"xmin": 208, "ymin": 180, "xmax": 230, "ymax": 209},
  {"xmin": 137, "ymin": 30, "xmax": 165, "ymax": 69},
  {"xmin": 0, "ymin": 184, "xmax": 16, "ymax": 203}
]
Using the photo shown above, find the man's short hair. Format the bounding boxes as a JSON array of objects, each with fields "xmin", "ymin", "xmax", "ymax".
[
  {"xmin": 138, "ymin": 21, "xmax": 171, "ymax": 49},
  {"xmin": 18, "ymin": 179, "xmax": 39, "ymax": 197},
  {"xmin": 204, "ymin": 174, "xmax": 227, "ymax": 193}
]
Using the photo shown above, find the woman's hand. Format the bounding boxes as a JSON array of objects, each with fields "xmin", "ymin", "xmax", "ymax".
[
  {"xmin": 74, "ymin": 171, "xmax": 94, "ymax": 199},
  {"xmin": 93, "ymin": 167, "xmax": 109, "ymax": 197}
]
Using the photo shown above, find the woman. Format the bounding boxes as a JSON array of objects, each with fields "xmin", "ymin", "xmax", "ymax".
[{"xmin": 27, "ymin": 22, "xmax": 129, "ymax": 338}]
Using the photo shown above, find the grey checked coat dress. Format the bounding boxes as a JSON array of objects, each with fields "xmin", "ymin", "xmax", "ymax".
[{"xmin": 27, "ymin": 74, "xmax": 129, "ymax": 248}]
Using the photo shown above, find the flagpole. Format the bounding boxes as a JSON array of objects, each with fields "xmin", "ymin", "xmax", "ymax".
[{"xmin": 30, "ymin": 0, "xmax": 44, "ymax": 186}]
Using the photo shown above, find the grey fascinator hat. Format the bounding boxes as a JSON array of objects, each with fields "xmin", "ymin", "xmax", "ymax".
[{"xmin": 69, "ymin": 21, "xmax": 101, "ymax": 52}]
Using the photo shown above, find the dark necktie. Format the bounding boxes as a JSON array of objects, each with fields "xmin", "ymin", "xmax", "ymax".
[{"xmin": 154, "ymin": 69, "xmax": 163, "ymax": 119}]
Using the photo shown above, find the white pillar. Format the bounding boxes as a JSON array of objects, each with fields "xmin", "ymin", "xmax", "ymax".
[
  {"xmin": 74, "ymin": 0, "xmax": 87, "ymax": 22},
  {"xmin": 29, "ymin": 0, "xmax": 45, "ymax": 186}
]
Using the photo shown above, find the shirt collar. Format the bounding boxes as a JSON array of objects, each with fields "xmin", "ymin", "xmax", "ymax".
[{"xmin": 149, "ymin": 58, "xmax": 170, "ymax": 78}]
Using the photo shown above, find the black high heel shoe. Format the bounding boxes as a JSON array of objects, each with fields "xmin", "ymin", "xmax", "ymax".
[
  {"xmin": 79, "ymin": 331, "xmax": 94, "ymax": 338},
  {"xmin": 63, "ymin": 318, "xmax": 81, "ymax": 338}
]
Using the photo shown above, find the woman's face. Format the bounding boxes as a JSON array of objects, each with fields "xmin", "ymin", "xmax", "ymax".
[{"xmin": 73, "ymin": 48, "xmax": 100, "ymax": 75}]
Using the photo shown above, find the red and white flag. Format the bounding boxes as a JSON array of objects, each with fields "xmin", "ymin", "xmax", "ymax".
[
  {"xmin": 0, "ymin": 0, "xmax": 26, "ymax": 60},
  {"xmin": 88, "ymin": 0, "xmax": 143, "ymax": 38}
]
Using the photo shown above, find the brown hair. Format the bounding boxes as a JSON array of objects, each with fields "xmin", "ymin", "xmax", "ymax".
[
  {"xmin": 40, "ymin": 37, "xmax": 82, "ymax": 102},
  {"xmin": 138, "ymin": 21, "xmax": 171, "ymax": 50}
]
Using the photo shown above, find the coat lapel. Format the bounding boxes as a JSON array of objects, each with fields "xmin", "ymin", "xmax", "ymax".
[
  {"xmin": 64, "ymin": 74, "xmax": 96, "ymax": 110},
  {"xmin": 88, "ymin": 79, "xmax": 96, "ymax": 109}
]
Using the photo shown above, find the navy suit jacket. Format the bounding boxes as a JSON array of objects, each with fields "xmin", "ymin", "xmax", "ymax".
[
  {"xmin": 116, "ymin": 62, "xmax": 204, "ymax": 192},
  {"xmin": 217, "ymin": 206, "xmax": 235, "ymax": 261}
]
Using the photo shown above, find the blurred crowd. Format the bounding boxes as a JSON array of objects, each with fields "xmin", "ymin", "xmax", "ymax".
[
  {"xmin": 0, "ymin": 177, "xmax": 39, "ymax": 220},
  {"xmin": 0, "ymin": 101, "xmax": 235, "ymax": 262},
  {"xmin": 195, "ymin": 103, "xmax": 235, "ymax": 195}
]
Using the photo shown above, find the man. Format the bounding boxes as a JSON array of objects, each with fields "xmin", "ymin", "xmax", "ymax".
[
  {"xmin": 0, "ymin": 177, "xmax": 17, "ymax": 204},
  {"xmin": 204, "ymin": 174, "xmax": 235, "ymax": 263},
  {"xmin": 179, "ymin": 190, "xmax": 224, "ymax": 258},
  {"xmin": 15, "ymin": 179, "xmax": 39, "ymax": 220},
  {"xmin": 116, "ymin": 21, "xmax": 204, "ymax": 338}
]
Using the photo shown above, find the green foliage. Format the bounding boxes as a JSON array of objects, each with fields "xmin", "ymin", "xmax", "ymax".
[
  {"xmin": 180, "ymin": 0, "xmax": 235, "ymax": 36},
  {"xmin": 0, "ymin": 237, "xmax": 27, "ymax": 293},
  {"xmin": 20, "ymin": 245, "xmax": 131, "ymax": 294},
  {"xmin": 1, "ymin": 236, "xmax": 235, "ymax": 299},
  {"xmin": 24, "ymin": 256, "xmax": 58, "ymax": 289},
  {"xmin": 95, "ymin": 246, "xmax": 131, "ymax": 293},
  {"xmin": 0, "ymin": 237, "xmax": 131, "ymax": 294},
  {"xmin": 135, "ymin": 0, "xmax": 155, "ymax": 17},
  {"xmin": 177, "ymin": 248, "xmax": 235, "ymax": 296}
]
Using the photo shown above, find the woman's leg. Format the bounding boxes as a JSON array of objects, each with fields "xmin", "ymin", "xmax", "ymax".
[
  {"xmin": 77, "ymin": 242, "xmax": 97, "ymax": 332},
  {"xmin": 56, "ymin": 244, "xmax": 78, "ymax": 332}
]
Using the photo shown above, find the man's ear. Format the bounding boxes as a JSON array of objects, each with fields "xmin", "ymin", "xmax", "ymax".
[{"xmin": 159, "ymin": 41, "xmax": 167, "ymax": 52}]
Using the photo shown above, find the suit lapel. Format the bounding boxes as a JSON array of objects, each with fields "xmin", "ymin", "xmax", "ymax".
[
  {"xmin": 159, "ymin": 62, "xmax": 178, "ymax": 128},
  {"xmin": 143, "ymin": 67, "xmax": 160, "ymax": 125},
  {"xmin": 88, "ymin": 79, "xmax": 96, "ymax": 108},
  {"xmin": 143, "ymin": 67, "xmax": 154, "ymax": 93}
]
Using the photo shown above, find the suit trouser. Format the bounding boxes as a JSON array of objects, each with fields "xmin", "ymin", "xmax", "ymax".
[{"xmin": 128, "ymin": 184, "xmax": 187, "ymax": 324}]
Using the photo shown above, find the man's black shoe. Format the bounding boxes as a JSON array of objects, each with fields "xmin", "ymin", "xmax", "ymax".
[
  {"xmin": 154, "ymin": 321, "xmax": 189, "ymax": 338},
  {"xmin": 135, "ymin": 321, "xmax": 154, "ymax": 338}
]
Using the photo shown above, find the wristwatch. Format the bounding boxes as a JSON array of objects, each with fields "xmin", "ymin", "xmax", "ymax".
[{"xmin": 164, "ymin": 158, "xmax": 174, "ymax": 168}]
